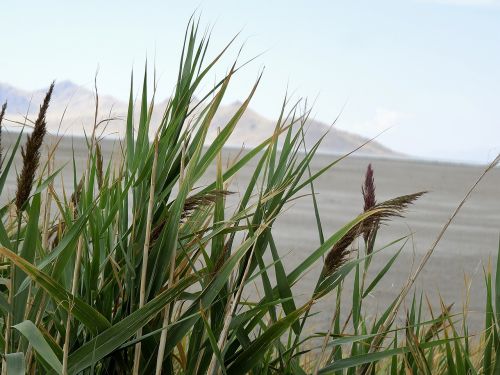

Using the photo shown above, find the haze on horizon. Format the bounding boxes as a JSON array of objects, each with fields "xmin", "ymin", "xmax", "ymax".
[{"xmin": 1, "ymin": 0, "xmax": 499, "ymax": 164}]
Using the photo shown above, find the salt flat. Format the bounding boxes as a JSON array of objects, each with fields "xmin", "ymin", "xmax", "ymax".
[{"xmin": 1, "ymin": 132, "xmax": 499, "ymax": 333}]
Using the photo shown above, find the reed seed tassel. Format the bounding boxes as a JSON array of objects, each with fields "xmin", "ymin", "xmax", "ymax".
[
  {"xmin": 0, "ymin": 101, "xmax": 6, "ymax": 170},
  {"xmin": 62, "ymin": 236, "xmax": 84, "ymax": 375},
  {"xmin": 96, "ymin": 142, "xmax": 103, "ymax": 189},
  {"xmin": 15, "ymin": 82, "xmax": 54, "ymax": 212},
  {"xmin": 324, "ymin": 227, "xmax": 356, "ymax": 275},
  {"xmin": 362, "ymin": 164, "xmax": 376, "ymax": 212},
  {"xmin": 133, "ymin": 137, "xmax": 159, "ymax": 375},
  {"xmin": 324, "ymin": 191, "xmax": 425, "ymax": 275},
  {"xmin": 361, "ymin": 163, "xmax": 376, "ymax": 244}
]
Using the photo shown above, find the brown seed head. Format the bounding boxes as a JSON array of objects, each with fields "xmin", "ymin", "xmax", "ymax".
[
  {"xmin": 181, "ymin": 190, "xmax": 233, "ymax": 220},
  {"xmin": 96, "ymin": 142, "xmax": 103, "ymax": 189},
  {"xmin": 70, "ymin": 177, "xmax": 85, "ymax": 215},
  {"xmin": 150, "ymin": 190, "xmax": 233, "ymax": 245},
  {"xmin": 423, "ymin": 303, "xmax": 453, "ymax": 342},
  {"xmin": 324, "ymin": 190, "xmax": 426, "ymax": 275},
  {"xmin": 15, "ymin": 82, "xmax": 54, "ymax": 212},
  {"xmin": 374, "ymin": 191, "xmax": 426, "ymax": 217},
  {"xmin": 362, "ymin": 164, "xmax": 376, "ymax": 212},
  {"xmin": 0, "ymin": 101, "xmax": 7, "ymax": 169},
  {"xmin": 324, "ymin": 226, "xmax": 357, "ymax": 274},
  {"xmin": 361, "ymin": 163, "xmax": 377, "ymax": 243}
]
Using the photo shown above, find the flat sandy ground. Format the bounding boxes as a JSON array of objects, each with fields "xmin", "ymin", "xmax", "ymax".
[
  {"xmin": 214, "ymin": 147, "xmax": 500, "ymax": 334},
  {"xmin": 2, "ymin": 132, "xmax": 499, "ymax": 334}
]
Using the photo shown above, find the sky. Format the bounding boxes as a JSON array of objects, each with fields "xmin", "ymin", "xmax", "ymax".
[{"xmin": 1, "ymin": 0, "xmax": 499, "ymax": 163}]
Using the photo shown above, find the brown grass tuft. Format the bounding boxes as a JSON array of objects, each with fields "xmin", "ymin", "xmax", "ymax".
[{"xmin": 15, "ymin": 82, "xmax": 54, "ymax": 212}]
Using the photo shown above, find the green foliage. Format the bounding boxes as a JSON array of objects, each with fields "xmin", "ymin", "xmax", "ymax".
[{"xmin": 0, "ymin": 18, "xmax": 498, "ymax": 375}]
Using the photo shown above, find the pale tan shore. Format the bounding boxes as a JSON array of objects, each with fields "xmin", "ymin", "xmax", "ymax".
[{"xmin": 1, "ymin": 132, "xmax": 499, "ymax": 334}]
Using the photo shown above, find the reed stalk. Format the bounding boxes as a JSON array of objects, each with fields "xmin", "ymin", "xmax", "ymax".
[
  {"xmin": 3, "ymin": 84, "xmax": 53, "ymax": 375},
  {"xmin": 132, "ymin": 137, "xmax": 159, "ymax": 375},
  {"xmin": 207, "ymin": 242, "xmax": 257, "ymax": 375},
  {"xmin": 0, "ymin": 101, "xmax": 6, "ymax": 171},
  {"xmin": 61, "ymin": 235, "xmax": 84, "ymax": 375},
  {"xmin": 154, "ymin": 138, "xmax": 185, "ymax": 375}
]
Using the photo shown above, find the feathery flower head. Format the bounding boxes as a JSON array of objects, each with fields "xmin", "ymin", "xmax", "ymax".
[
  {"xmin": 15, "ymin": 82, "xmax": 54, "ymax": 212},
  {"xmin": 324, "ymin": 190, "xmax": 425, "ymax": 275},
  {"xmin": 0, "ymin": 101, "xmax": 7, "ymax": 169},
  {"xmin": 361, "ymin": 163, "xmax": 377, "ymax": 245}
]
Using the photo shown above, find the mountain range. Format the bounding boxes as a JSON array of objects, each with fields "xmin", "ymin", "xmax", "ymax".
[{"xmin": 0, "ymin": 81, "xmax": 397, "ymax": 157}]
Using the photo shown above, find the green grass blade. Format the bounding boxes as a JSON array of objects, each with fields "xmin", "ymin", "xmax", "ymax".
[
  {"xmin": 13, "ymin": 193, "xmax": 41, "ymax": 325},
  {"xmin": 67, "ymin": 275, "xmax": 196, "ymax": 373},
  {"xmin": 13, "ymin": 320, "xmax": 62, "ymax": 373},
  {"xmin": 0, "ymin": 245, "xmax": 110, "ymax": 334},
  {"xmin": 362, "ymin": 242, "xmax": 406, "ymax": 298},
  {"xmin": 0, "ymin": 127, "xmax": 24, "ymax": 195},
  {"xmin": 226, "ymin": 303, "xmax": 311, "ymax": 374},
  {"xmin": 5, "ymin": 353, "xmax": 25, "ymax": 375}
]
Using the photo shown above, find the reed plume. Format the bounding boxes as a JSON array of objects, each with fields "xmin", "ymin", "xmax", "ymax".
[
  {"xmin": 150, "ymin": 190, "xmax": 232, "ymax": 245},
  {"xmin": 324, "ymin": 228, "xmax": 355, "ymax": 274},
  {"xmin": 324, "ymin": 191, "xmax": 425, "ymax": 275},
  {"xmin": 70, "ymin": 177, "xmax": 85, "ymax": 213},
  {"xmin": 0, "ymin": 101, "xmax": 6, "ymax": 170},
  {"xmin": 15, "ymin": 82, "xmax": 54, "ymax": 212},
  {"xmin": 96, "ymin": 142, "xmax": 103, "ymax": 189},
  {"xmin": 375, "ymin": 191, "xmax": 426, "ymax": 215},
  {"xmin": 362, "ymin": 164, "xmax": 376, "ymax": 211},
  {"xmin": 361, "ymin": 163, "xmax": 376, "ymax": 244},
  {"xmin": 423, "ymin": 303, "xmax": 453, "ymax": 342},
  {"xmin": 182, "ymin": 190, "xmax": 232, "ymax": 219}
]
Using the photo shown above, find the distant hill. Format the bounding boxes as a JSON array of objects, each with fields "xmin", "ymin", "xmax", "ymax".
[{"xmin": 0, "ymin": 81, "xmax": 398, "ymax": 157}]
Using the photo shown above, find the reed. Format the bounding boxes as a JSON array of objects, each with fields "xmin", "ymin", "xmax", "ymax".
[
  {"xmin": 0, "ymin": 101, "xmax": 6, "ymax": 170},
  {"xmin": 361, "ymin": 163, "xmax": 376, "ymax": 246},
  {"xmin": 0, "ymin": 19, "xmax": 498, "ymax": 375},
  {"xmin": 15, "ymin": 82, "xmax": 54, "ymax": 212}
]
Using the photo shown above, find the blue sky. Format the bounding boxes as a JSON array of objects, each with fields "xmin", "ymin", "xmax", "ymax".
[{"xmin": 1, "ymin": 1, "xmax": 499, "ymax": 163}]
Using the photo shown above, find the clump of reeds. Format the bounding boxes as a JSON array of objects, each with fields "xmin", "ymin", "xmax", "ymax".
[
  {"xmin": 0, "ymin": 20, "xmax": 498, "ymax": 375},
  {"xmin": 15, "ymin": 82, "xmax": 54, "ymax": 212}
]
